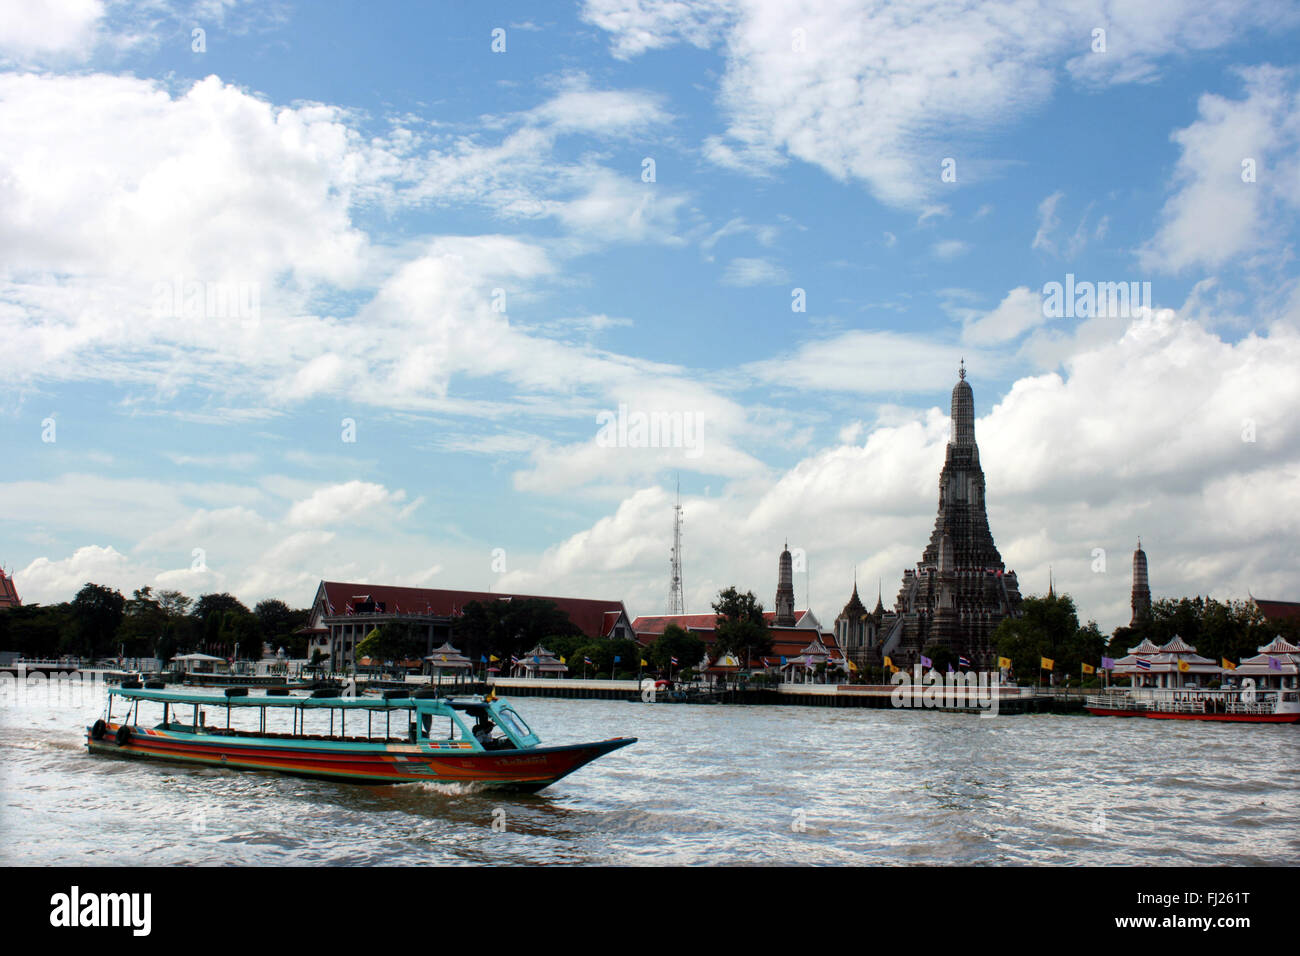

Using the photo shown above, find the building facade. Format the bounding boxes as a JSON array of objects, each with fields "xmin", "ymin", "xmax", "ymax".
[{"xmin": 302, "ymin": 581, "xmax": 635, "ymax": 669}]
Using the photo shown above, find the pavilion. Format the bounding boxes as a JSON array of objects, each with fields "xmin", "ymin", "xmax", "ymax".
[
  {"xmin": 511, "ymin": 645, "xmax": 568, "ymax": 679},
  {"xmin": 1231, "ymin": 636, "xmax": 1300, "ymax": 690},
  {"xmin": 1112, "ymin": 635, "xmax": 1219, "ymax": 688}
]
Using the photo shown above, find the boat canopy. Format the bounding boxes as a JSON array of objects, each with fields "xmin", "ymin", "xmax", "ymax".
[{"xmin": 110, "ymin": 686, "xmax": 472, "ymax": 711}]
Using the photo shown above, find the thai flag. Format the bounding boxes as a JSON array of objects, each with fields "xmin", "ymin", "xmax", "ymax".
[
  {"xmin": 671, "ymin": 656, "xmax": 679, "ymax": 665},
  {"xmin": 1137, "ymin": 659, "xmax": 1151, "ymax": 670},
  {"xmin": 583, "ymin": 656, "xmax": 593, "ymax": 665},
  {"xmin": 509, "ymin": 655, "xmax": 519, "ymax": 664},
  {"xmin": 958, "ymin": 656, "xmax": 971, "ymax": 668}
]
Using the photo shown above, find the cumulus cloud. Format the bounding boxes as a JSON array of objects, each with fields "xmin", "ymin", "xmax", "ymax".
[
  {"xmin": 962, "ymin": 287, "xmax": 1046, "ymax": 346},
  {"xmin": 496, "ymin": 308, "xmax": 1300, "ymax": 631},
  {"xmin": 1139, "ymin": 65, "xmax": 1300, "ymax": 274}
]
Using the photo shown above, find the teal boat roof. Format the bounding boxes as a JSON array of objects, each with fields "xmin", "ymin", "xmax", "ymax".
[{"xmin": 110, "ymin": 686, "xmax": 486, "ymax": 710}]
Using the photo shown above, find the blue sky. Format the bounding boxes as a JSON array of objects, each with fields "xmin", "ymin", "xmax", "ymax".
[{"xmin": 3, "ymin": 0, "xmax": 1300, "ymax": 632}]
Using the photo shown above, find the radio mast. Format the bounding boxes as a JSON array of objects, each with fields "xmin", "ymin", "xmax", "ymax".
[{"xmin": 668, "ymin": 477, "xmax": 684, "ymax": 614}]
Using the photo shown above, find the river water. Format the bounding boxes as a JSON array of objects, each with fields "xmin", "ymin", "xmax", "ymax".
[{"xmin": 1, "ymin": 687, "xmax": 1296, "ymax": 866}]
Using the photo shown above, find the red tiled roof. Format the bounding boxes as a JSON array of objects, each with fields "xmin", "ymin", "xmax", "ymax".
[
  {"xmin": 1253, "ymin": 599, "xmax": 1300, "ymax": 621},
  {"xmin": 631, "ymin": 610, "xmax": 812, "ymax": 634},
  {"xmin": 0, "ymin": 569, "xmax": 20, "ymax": 609},
  {"xmin": 318, "ymin": 581, "xmax": 626, "ymax": 640}
]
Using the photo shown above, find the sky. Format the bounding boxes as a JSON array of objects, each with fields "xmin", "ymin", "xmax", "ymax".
[{"xmin": 3, "ymin": 0, "xmax": 1300, "ymax": 632}]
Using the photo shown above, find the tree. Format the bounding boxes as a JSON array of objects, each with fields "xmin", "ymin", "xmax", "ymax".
[
  {"xmin": 1107, "ymin": 596, "xmax": 1270, "ymax": 665},
  {"xmin": 712, "ymin": 587, "xmax": 771, "ymax": 663},
  {"xmin": 921, "ymin": 642, "xmax": 959, "ymax": 673},
  {"xmin": 65, "ymin": 583, "xmax": 126, "ymax": 658},
  {"xmin": 646, "ymin": 624, "xmax": 706, "ymax": 673},
  {"xmin": 193, "ymin": 592, "xmax": 251, "ymax": 627},
  {"xmin": 0, "ymin": 602, "xmax": 70, "ymax": 659},
  {"xmin": 156, "ymin": 590, "xmax": 193, "ymax": 617},
  {"xmin": 993, "ymin": 592, "xmax": 1088, "ymax": 682},
  {"xmin": 254, "ymin": 599, "xmax": 309, "ymax": 657},
  {"xmin": 119, "ymin": 587, "xmax": 167, "ymax": 657},
  {"xmin": 452, "ymin": 598, "xmax": 578, "ymax": 662}
]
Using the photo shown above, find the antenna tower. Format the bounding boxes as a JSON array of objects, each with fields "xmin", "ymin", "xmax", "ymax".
[{"xmin": 668, "ymin": 477, "xmax": 684, "ymax": 614}]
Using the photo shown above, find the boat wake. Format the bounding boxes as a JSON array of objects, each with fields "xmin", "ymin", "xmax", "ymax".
[{"xmin": 409, "ymin": 780, "xmax": 493, "ymax": 797}]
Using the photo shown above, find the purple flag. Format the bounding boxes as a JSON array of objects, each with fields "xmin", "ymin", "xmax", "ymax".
[
  {"xmin": 1269, "ymin": 658, "xmax": 1282, "ymax": 671},
  {"xmin": 946, "ymin": 663, "xmax": 954, "ymax": 673},
  {"xmin": 920, "ymin": 654, "xmax": 933, "ymax": 668},
  {"xmin": 1101, "ymin": 657, "xmax": 1115, "ymax": 670}
]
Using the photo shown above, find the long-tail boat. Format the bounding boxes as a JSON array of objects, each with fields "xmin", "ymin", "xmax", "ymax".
[{"xmin": 86, "ymin": 684, "xmax": 635, "ymax": 791}]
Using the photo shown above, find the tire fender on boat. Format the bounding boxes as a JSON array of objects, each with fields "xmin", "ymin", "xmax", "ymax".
[
  {"xmin": 115, "ymin": 725, "xmax": 132, "ymax": 747},
  {"xmin": 91, "ymin": 719, "xmax": 106, "ymax": 741}
]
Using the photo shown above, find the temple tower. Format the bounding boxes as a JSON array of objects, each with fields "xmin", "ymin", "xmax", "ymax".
[
  {"xmin": 775, "ymin": 542, "xmax": 796, "ymax": 626},
  {"xmin": 1130, "ymin": 539, "xmax": 1152, "ymax": 627},
  {"xmin": 888, "ymin": 363, "xmax": 1022, "ymax": 667}
]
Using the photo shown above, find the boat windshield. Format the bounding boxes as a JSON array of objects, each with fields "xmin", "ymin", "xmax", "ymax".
[{"xmin": 495, "ymin": 706, "xmax": 531, "ymax": 739}]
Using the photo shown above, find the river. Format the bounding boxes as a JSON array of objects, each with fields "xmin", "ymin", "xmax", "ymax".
[{"xmin": 1, "ymin": 688, "xmax": 1296, "ymax": 865}]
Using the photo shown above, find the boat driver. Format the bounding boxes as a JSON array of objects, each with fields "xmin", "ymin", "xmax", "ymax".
[{"xmin": 472, "ymin": 716, "xmax": 495, "ymax": 746}]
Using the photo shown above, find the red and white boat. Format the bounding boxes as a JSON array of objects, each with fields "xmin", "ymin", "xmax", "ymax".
[{"xmin": 1085, "ymin": 686, "xmax": 1300, "ymax": 723}]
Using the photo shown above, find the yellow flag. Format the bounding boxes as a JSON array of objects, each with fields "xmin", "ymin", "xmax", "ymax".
[
  {"xmin": 997, "ymin": 656, "xmax": 1012, "ymax": 669},
  {"xmin": 848, "ymin": 659, "xmax": 858, "ymax": 672},
  {"xmin": 559, "ymin": 656, "xmax": 567, "ymax": 664},
  {"xmin": 489, "ymin": 654, "xmax": 499, "ymax": 662},
  {"xmin": 1041, "ymin": 657, "xmax": 1054, "ymax": 671},
  {"xmin": 640, "ymin": 658, "xmax": 649, "ymax": 667},
  {"xmin": 1221, "ymin": 658, "xmax": 1236, "ymax": 671},
  {"xmin": 1177, "ymin": 659, "xmax": 1190, "ymax": 673},
  {"xmin": 1081, "ymin": 662, "xmax": 1095, "ymax": 675},
  {"xmin": 884, "ymin": 656, "xmax": 894, "ymax": 669}
]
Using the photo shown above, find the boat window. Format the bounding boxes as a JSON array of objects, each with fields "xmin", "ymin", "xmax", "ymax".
[{"xmin": 496, "ymin": 707, "xmax": 531, "ymax": 739}]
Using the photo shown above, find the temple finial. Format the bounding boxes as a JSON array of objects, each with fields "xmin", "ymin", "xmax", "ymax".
[{"xmin": 959, "ymin": 358, "xmax": 966, "ymax": 381}]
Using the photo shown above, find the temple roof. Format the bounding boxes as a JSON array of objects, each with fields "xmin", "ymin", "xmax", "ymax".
[
  {"xmin": 1158, "ymin": 635, "xmax": 1198, "ymax": 655},
  {"xmin": 1257, "ymin": 635, "xmax": 1300, "ymax": 654},
  {"xmin": 838, "ymin": 584, "xmax": 867, "ymax": 621},
  {"xmin": 1126, "ymin": 638, "xmax": 1161, "ymax": 654},
  {"xmin": 0, "ymin": 568, "xmax": 19, "ymax": 609}
]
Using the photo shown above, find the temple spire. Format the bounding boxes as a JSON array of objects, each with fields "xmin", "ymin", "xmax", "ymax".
[
  {"xmin": 1131, "ymin": 539, "xmax": 1152, "ymax": 627},
  {"xmin": 950, "ymin": 362, "xmax": 975, "ymax": 445}
]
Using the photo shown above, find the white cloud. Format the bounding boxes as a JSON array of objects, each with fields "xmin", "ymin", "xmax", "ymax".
[
  {"xmin": 285, "ymin": 481, "xmax": 406, "ymax": 527},
  {"xmin": 721, "ymin": 256, "xmax": 789, "ymax": 286},
  {"xmin": 962, "ymin": 286, "xmax": 1046, "ymax": 346},
  {"xmin": 1139, "ymin": 65, "xmax": 1300, "ymax": 273},
  {"xmin": 0, "ymin": 0, "xmax": 104, "ymax": 63},
  {"xmin": 584, "ymin": 0, "xmax": 1297, "ymax": 208}
]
